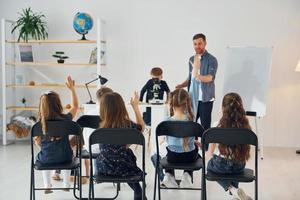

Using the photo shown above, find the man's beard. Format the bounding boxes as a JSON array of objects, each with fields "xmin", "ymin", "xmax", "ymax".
[{"xmin": 195, "ymin": 49, "xmax": 204, "ymax": 54}]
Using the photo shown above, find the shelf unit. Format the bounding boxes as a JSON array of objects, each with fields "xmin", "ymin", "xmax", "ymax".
[
  {"xmin": 6, "ymin": 84, "xmax": 97, "ymax": 89},
  {"xmin": 1, "ymin": 18, "xmax": 105, "ymax": 145},
  {"xmin": 5, "ymin": 39, "xmax": 105, "ymax": 44},
  {"xmin": 6, "ymin": 106, "xmax": 84, "ymax": 112},
  {"xmin": 6, "ymin": 61, "xmax": 101, "ymax": 67}
]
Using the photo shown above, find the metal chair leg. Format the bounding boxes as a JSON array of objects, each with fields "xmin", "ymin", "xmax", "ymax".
[
  {"xmin": 153, "ymin": 165, "xmax": 158, "ymax": 200},
  {"xmin": 142, "ymin": 179, "xmax": 146, "ymax": 200},
  {"xmin": 32, "ymin": 169, "xmax": 36, "ymax": 200},
  {"xmin": 158, "ymin": 170, "xmax": 161, "ymax": 200},
  {"xmin": 201, "ymin": 171, "xmax": 206, "ymax": 200},
  {"xmin": 79, "ymin": 168, "xmax": 82, "ymax": 199},
  {"xmin": 92, "ymin": 179, "xmax": 95, "ymax": 199},
  {"xmin": 73, "ymin": 171, "xmax": 78, "ymax": 199},
  {"xmin": 30, "ymin": 166, "xmax": 33, "ymax": 200},
  {"xmin": 255, "ymin": 180, "xmax": 258, "ymax": 200}
]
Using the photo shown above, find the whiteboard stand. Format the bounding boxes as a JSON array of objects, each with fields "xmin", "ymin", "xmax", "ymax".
[{"xmin": 246, "ymin": 111, "xmax": 263, "ymax": 160}]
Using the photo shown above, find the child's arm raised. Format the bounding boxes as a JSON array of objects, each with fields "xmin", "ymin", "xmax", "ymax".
[
  {"xmin": 65, "ymin": 76, "xmax": 78, "ymax": 119},
  {"xmin": 130, "ymin": 91, "xmax": 145, "ymax": 132}
]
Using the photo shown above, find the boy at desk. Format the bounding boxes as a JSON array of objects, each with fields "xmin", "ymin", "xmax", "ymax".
[{"xmin": 140, "ymin": 67, "xmax": 170, "ymax": 125}]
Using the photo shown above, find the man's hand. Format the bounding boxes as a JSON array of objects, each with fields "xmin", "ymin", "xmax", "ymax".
[
  {"xmin": 190, "ymin": 54, "xmax": 201, "ymax": 70},
  {"xmin": 176, "ymin": 84, "xmax": 184, "ymax": 89}
]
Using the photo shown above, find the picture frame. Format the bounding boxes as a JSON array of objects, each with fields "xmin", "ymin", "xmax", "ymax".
[
  {"xmin": 89, "ymin": 46, "xmax": 106, "ymax": 65},
  {"xmin": 19, "ymin": 45, "xmax": 34, "ymax": 62},
  {"xmin": 89, "ymin": 47, "xmax": 97, "ymax": 64}
]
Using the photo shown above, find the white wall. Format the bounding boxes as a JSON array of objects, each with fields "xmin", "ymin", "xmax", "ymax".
[{"xmin": 0, "ymin": 0, "xmax": 300, "ymax": 147}]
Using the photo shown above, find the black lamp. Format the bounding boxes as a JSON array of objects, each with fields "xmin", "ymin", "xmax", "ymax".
[{"xmin": 85, "ymin": 75, "xmax": 108, "ymax": 104}]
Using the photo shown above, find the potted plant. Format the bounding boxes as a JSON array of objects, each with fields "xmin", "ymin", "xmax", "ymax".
[
  {"xmin": 52, "ymin": 51, "xmax": 69, "ymax": 63},
  {"xmin": 11, "ymin": 7, "xmax": 48, "ymax": 42}
]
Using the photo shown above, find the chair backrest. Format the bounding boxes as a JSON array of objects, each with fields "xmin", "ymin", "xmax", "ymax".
[
  {"xmin": 202, "ymin": 128, "xmax": 257, "ymax": 146},
  {"xmin": 89, "ymin": 128, "xmax": 145, "ymax": 146},
  {"xmin": 201, "ymin": 128, "xmax": 258, "ymax": 185},
  {"xmin": 76, "ymin": 115, "xmax": 101, "ymax": 129},
  {"xmin": 88, "ymin": 128, "xmax": 146, "ymax": 177},
  {"xmin": 156, "ymin": 120, "xmax": 204, "ymax": 138},
  {"xmin": 31, "ymin": 120, "xmax": 81, "ymax": 138},
  {"xmin": 30, "ymin": 120, "xmax": 82, "ymax": 164}
]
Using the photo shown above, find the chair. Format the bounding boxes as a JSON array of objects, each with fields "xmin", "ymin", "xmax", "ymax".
[
  {"xmin": 76, "ymin": 115, "xmax": 101, "ymax": 159},
  {"xmin": 30, "ymin": 120, "xmax": 82, "ymax": 200},
  {"xmin": 75, "ymin": 115, "xmax": 101, "ymax": 199},
  {"xmin": 153, "ymin": 121, "xmax": 205, "ymax": 200},
  {"xmin": 88, "ymin": 128, "xmax": 146, "ymax": 200},
  {"xmin": 201, "ymin": 128, "xmax": 258, "ymax": 200}
]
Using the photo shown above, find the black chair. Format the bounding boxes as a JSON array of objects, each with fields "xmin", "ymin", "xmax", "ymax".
[
  {"xmin": 88, "ymin": 128, "xmax": 146, "ymax": 200},
  {"xmin": 76, "ymin": 115, "xmax": 101, "ymax": 159},
  {"xmin": 201, "ymin": 128, "xmax": 258, "ymax": 200},
  {"xmin": 74, "ymin": 115, "xmax": 101, "ymax": 199},
  {"xmin": 30, "ymin": 120, "xmax": 82, "ymax": 200},
  {"xmin": 153, "ymin": 121, "xmax": 205, "ymax": 200}
]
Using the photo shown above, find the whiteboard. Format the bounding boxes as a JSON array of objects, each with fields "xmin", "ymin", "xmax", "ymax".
[{"xmin": 222, "ymin": 47, "xmax": 272, "ymax": 117}]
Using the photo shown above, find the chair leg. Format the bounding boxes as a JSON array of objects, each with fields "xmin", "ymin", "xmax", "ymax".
[
  {"xmin": 32, "ymin": 168, "xmax": 36, "ymax": 200},
  {"xmin": 92, "ymin": 179, "xmax": 95, "ymax": 199},
  {"xmin": 73, "ymin": 170, "xmax": 79, "ymax": 199},
  {"xmin": 153, "ymin": 165, "xmax": 158, "ymax": 200},
  {"xmin": 255, "ymin": 180, "xmax": 258, "ymax": 200},
  {"xmin": 201, "ymin": 173, "xmax": 206, "ymax": 200},
  {"xmin": 30, "ymin": 166, "xmax": 33, "ymax": 200},
  {"xmin": 142, "ymin": 179, "xmax": 146, "ymax": 200},
  {"xmin": 79, "ymin": 167, "xmax": 82, "ymax": 199},
  {"xmin": 158, "ymin": 170, "xmax": 161, "ymax": 200}
]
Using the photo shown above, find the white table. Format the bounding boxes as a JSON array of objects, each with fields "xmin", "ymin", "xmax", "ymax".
[{"xmin": 82, "ymin": 103, "xmax": 169, "ymax": 152}]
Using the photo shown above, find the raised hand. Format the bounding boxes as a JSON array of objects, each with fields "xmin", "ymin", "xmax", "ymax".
[
  {"xmin": 130, "ymin": 91, "xmax": 140, "ymax": 109},
  {"xmin": 190, "ymin": 54, "xmax": 201, "ymax": 69},
  {"xmin": 65, "ymin": 76, "xmax": 75, "ymax": 90}
]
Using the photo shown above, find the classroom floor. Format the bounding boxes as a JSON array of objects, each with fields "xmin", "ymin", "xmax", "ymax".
[{"xmin": 0, "ymin": 141, "xmax": 300, "ymax": 200}]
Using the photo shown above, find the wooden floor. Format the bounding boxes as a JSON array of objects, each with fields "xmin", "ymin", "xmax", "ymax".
[{"xmin": 0, "ymin": 141, "xmax": 300, "ymax": 200}]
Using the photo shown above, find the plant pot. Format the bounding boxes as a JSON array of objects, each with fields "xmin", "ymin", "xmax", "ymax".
[{"xmin": 57, "ymin": 60, "xmax": 65, "ymax": 64}]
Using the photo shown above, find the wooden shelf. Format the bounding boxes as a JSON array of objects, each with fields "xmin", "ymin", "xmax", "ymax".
[
  {"xmin": 6, "ymin": 62, "xmax": 104, "ymax": 67},
  {"xmin": 7, "ymin": 106, "xmax": 39, "ymax": 111},
  {"xmin": 6, "ymin": 84, "xmax": 97, "ymax": 89},
  {"xmin": 5, "ymin": 39, "xmax": 106, "ymax": 44},
  {"xmin": 7, "ymin": 106, "xmax": 84, "ymax": 112}
]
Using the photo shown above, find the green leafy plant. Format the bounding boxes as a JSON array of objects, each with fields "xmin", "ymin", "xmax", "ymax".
[
  {"xmin": 11, "ymin": 7, "xmax": 48, "ymax": 42},
  {"xmin": 52, "ymin": 51, "xmax": 69, "ymax": 63}
]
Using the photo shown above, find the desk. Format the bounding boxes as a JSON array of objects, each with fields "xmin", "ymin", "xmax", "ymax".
[{"xmin": 82, "ymin": 103, "xmax": 169, "ymax": 152}]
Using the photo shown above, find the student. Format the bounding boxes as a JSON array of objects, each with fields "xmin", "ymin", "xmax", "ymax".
[
  {"xmin": 207, "ymin": 93, "xmax": 252, "ymax": 200},
  {"xmin": 96, "ymin": 86, "xmax": 113, "ymax": 100},
  {"xmin": 96, "ymin": 91, "xmax": 146, "ymax": 200},
  {"xmin": 92, "ymin": 86, "xmax": 113, "ymax": 176},
  {"xmin": 140, "ymin": 67, "xmax": 170, "ymax": 125},
  {"xmin": 161, "ymin": 88, "xmax": 201, "ymax": 188},
  {"xmin": 34, "ymin": 76, "xmax": 78, "ymax": 194}
]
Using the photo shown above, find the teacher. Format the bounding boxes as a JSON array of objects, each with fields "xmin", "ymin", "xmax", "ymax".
[{"xmin": 176, "ymin": 33, "xmax": 218, "ymax": 131}]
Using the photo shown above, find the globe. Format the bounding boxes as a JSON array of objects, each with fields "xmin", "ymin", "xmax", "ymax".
[{"xmin": 73, "ymin": 12, "xmax": 93, "ymax": 40}]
